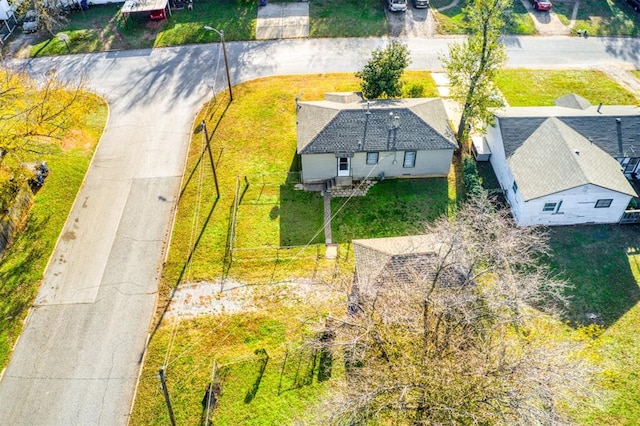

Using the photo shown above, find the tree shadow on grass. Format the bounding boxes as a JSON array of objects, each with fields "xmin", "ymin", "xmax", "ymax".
[{"xmin": 547, "ymin": 224, "xmax": 640, "ymax": 328}]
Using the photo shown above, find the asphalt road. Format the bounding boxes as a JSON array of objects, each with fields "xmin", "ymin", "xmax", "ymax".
[{"xmin": 0, "ymin": 35, "xmax": 638, "ymax": 425}]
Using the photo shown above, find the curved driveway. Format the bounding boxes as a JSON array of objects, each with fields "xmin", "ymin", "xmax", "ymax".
[{"xmin": 0, "ymin": 36, "xmax": 639, "ymax": 425}]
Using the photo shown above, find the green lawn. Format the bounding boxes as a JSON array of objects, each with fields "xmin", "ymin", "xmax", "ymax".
[
  {"xmin": 25, "ymin": 0, "xmax": 388, "ymax": 57},
  {"xmin": 497, "ymin": 69, "xmax": 639, "ymax": 106},
  {"xmin": 554, "ymin": 0, "xmax": 640, "ymax": 37},
  {"xmin": 546, "ymin": 225, "xmax": 640, "ymax": 425},
  {"xmin": 0, "ymin": 96, "xmax": 107, "ymax": 371},
  {"xmin": 432, "ymin": 0, "xmax": 535, "ymax": 35},
  {"xmin": 310, "ymin": 0, "xmax": 388, "ymax": 38},
  {"xmin": 131, "ymin": 71, "xmax": 453, "ymax": 423},
  {"xmin": 29, "ymin": 0, "xmax": 256, "ymax": 56},
  {"xmin": 332, "ymin": 178, "xmax": 454, "ymax": 243}
]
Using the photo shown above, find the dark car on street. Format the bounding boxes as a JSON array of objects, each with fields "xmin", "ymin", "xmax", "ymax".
[
  {"xmin": 531, "ymin": 0, "xmax": 551, "ymax": 11},
  {"xmin": 413, "ymin": 0, "xmax": 429, "ymax": 8}
]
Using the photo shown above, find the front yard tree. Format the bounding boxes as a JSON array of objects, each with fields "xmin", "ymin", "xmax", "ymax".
[
  {"xmin": 312, "ymin": 197, "xmax": 598, "ymax": 425},
  {"xmin": 0, "ymin": 66, "xmax": 91, "ymax": 209},
  {"xmin": 356, "ymin": 40, "xmax": 411, "ymax": 99},
  {"xmin": 442, "ymin": 0, "xmax": 510, "ymax": 143}
]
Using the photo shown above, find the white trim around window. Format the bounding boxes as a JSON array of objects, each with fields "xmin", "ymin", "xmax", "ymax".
[
  {"xmin": 366, "ymin": 152, "xmax": 379, "ymax": 165},
  {"xmin": 403, "ymin": 151, "xmax": 416, "ymax": 168},
  {"xmin": 595, "ymin": 199, "xmax": 613, "ymax": 208}
]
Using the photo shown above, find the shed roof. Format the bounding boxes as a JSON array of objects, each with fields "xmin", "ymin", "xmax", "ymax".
[{"xmin": 297, "ymin": 95, "xmax": 457, "ymax": 155}]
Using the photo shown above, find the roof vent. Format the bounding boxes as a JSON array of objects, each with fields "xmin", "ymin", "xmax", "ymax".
[{"xmin": 389, "ymin": 112, "xmax": 401, "ymax": 130}]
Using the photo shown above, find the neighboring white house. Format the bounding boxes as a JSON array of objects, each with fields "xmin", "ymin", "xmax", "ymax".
[
  {"xmin": 296, "ymin": 92, "xmax": 458, "ymax": 186},
  {"xmin": 485, "ymin": 94, "xmax": 639, "ymax": 226}
]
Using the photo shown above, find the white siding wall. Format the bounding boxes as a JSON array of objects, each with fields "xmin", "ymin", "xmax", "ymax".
[
  {"xmin": 484, "ymin": 123, "xmax": 525, "ymax": 220},
  {"xmin": 517, "ymin": 185, "xmax": 631, "ymax": 226}
]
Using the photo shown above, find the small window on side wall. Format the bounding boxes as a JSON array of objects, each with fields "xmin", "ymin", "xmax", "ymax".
[
  {"xmin": 543, "ymin": 202, "xmax": 556, "ymax": 212},
  {"xmin": 595, "ymin": 199, "xmax": 613, "ymax": 208},
  {"xmin": 403, "ymin": 151, "xmax": 416, "ymax": 168},
  {"xmin": 366, "ymin": 152, "xmax": 379, "ymax": 165}
]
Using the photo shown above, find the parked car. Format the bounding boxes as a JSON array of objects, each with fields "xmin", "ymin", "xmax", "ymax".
[
  {"xmin": 530, "ymin": 0, "xmax": 551, "ymax": 11},
  {"xmin": 413, "ymin": 0, "xmax": 429, "ymax": 8},
  {"xmin": 388, "ymin": 0, "xmax": 407, "ymax": 12},
  {"xmin": 22, "ymin": 10, "xmax": 38, "ymax": 33}
]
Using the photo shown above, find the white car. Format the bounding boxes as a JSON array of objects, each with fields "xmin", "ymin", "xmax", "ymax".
[{"xmin": 388, "ymin": 0, "xmax": 407, "ymax": 12}]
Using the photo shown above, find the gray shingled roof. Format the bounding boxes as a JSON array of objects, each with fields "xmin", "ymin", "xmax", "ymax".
[
  {"xmin": 297, "ymin": 97, "xmax": 457, "ymax": 154},
  {"xmin": 496, "ymin": 104, "xmax": 640, "ymax": 158},
  {"xmin": 508, "ymin": 118, "xmax": 636, "ymax": 201},
  {"xmin": 353, "ymin": 234, "xmax": 467, "ymax": 289},
  {"xmin": 554, "ymin": 94, "xmax": 591, "ymax": 110}
]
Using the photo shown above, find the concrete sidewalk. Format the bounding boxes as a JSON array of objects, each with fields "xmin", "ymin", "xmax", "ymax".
[{"xmin": 256, "ymin": 2, "xmax": 309, "ymax": 40}]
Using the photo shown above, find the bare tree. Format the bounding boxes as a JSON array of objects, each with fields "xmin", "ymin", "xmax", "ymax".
[{"xmin": 310, "ymin": 197, "xmax": 599, "ymax": 425}]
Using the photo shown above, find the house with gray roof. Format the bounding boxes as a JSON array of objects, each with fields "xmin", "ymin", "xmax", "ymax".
[
  {"xmin": 296, "ymin": 93, "xmax": 458, "ymax": 186},
  {"xmin": 484, "ymin": 94, "xmax": 639, "ymax": 226}
]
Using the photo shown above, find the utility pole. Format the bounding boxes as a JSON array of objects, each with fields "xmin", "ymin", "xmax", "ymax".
[
  {"xmin": 203, "ymin": 26, "xmax": 233, "ymax": 101},
  {"xmin": 158, "ymin": 368, "xmax": 176, "ymax": 426},
  {"xmin": 201, "ymin": 120, "xmax": 220, "ymax": 198}
]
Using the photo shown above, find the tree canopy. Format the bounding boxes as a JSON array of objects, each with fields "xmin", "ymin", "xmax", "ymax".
[
  {"xmin": 442, "ymin": 0, "xmax": 510, "ymax": 143},
  {"xmin": 356, "ymin": 40, "xmax": 411, "ymax": 99},
  {"xmin": 312, "ymin": 197, "xmax": 598, "ymax": 425},
  {"xmin": 0, "ymin": 66, "xmax": 92, "ymax": 211}
]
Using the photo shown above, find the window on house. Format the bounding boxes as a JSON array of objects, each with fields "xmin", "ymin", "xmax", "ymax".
[
  {"xmin": 543, "ymin": 202, "xmax": 557, "ymax": 212},
  {"xmin": 595, "ymin": 199, "xmax": 613, "ymax": 208},
  {"xmin": 366, "ymin": 152, "xmax": 379, "ymax": 165},
  {"xmin": 403, "ymin": 151, "xmax": 416, "ymax": 168},
  {"xmin": 625, "ymin": 158, "xmax": 640, "ymax": 173},
  {"xmin": 512, "ymin": 181, "xmax": 518, "ymax": 193}
]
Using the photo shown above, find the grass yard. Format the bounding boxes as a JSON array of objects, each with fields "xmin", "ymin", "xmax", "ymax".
[
  {"xmin": 131, "ymin": 282, "xmax": 347, "ymax": 425},
  {"xmin": 0, "ymin": 95, "xmax": 107, "ymax": 372},
  {"xmin": 546, "ymin": 225, "xmax": 640, "ymax": 424},
  {"xmin": 24, "ymin": 0, "xmax": 388, "ymax": 57},
  {"xmin": 160, "ymin": 71, "xmax": 439, "ymax": 288},
  {"xmin": 331, "ymin": 177, "xmax": 454, "ymax": 242},
  {"xmin": 496, "ymin": 69, "xmax": 639, "ymax": 106},
  {"xmin": 28, "ymin": 0, "xmax": 256, "ymax": 56},
  {"xmin": 132, "ymin": 71, "xmax": 453, "ymax": 423},
  {"xmin": 553, "ymin": 0, "xmax": 640, "ymax": 37},
  {"xmin": 431, "ymin": 0, "xmax": 535, "ymax": 35},
  {"xmin": 310, "ymin": 0, "xmax": 388, "ymax": 38}
]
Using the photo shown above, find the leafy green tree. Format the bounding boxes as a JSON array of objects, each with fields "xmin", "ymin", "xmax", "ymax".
[
  {"xmin": 442, "ymin": 0, "xmax": 510, "ymax": 143},
  {"xmin": 356, "ymin": 40, "xmax": 411, "ymax": 99}
]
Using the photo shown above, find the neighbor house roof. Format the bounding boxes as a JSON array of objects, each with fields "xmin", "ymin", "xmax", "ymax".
[
  {"xmin": 496, "ymin": 104, "xmax": 640, "ymax": 158},
  {"xmin": 297, "ymin": 94, "xmax": 458, "ymax": 155},
  {"xmin": 508, "ymin": 118, "xmax": 637, "ymax": 201}
]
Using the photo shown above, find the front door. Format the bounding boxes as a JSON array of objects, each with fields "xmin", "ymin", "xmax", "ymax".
[{"xmin": 337, "ymin": 157, "xmax": 350, "ymax": 177}]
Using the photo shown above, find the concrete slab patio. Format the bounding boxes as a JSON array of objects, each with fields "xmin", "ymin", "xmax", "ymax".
[{"xmin": 256, "ymin": 2, "xmax": 309, "ymax": 40}]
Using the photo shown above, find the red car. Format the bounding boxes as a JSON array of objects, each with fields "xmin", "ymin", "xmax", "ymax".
[{"xmin": 531, "ymin": 0, "xmax": 552, "ymax": 11}]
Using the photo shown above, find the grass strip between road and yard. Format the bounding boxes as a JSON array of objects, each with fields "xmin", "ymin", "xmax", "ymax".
[
  {"xmin": 497, "ymin": 69, "xmax": 639, "ymax": 106},
  {"xmin": 0, "ymin": 95, "xmax": 107, "ymax": 372}
]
